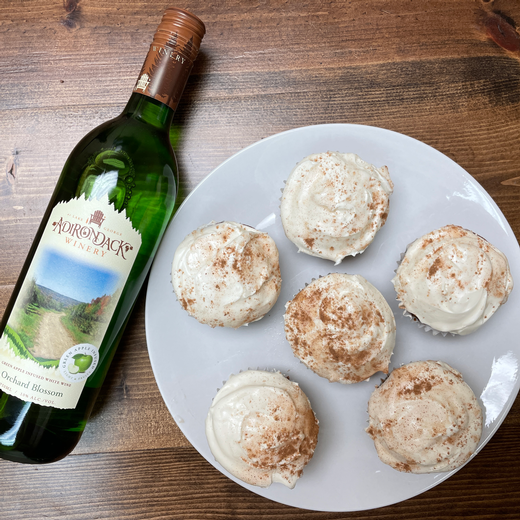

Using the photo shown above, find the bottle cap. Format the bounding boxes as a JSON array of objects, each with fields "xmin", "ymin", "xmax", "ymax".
[
  {"xmin": 153, "ymin": 7, "xmax": 206, "ymax": 62},
  {"xmin": 133, "ymin": 7, "xmax": 206, "ymax": 110}
]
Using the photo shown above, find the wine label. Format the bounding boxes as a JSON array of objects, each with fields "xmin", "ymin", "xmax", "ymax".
[
  {"xmin": 133, "ymin": 40, "xmax": 194, "ymax": 111},
  {"xmin": 0, "ymin": 196, "xmax": 141, "ymax": 409}
]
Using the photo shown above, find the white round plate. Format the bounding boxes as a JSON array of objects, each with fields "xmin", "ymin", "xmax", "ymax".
[{"xmin": 145, "ymin": 124, "xmax": 520, "ymax": 512}]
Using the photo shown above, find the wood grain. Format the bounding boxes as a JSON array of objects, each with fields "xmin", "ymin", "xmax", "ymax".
[
  {"xmin": 1, "ymin": 0, "xmax": 520, "ymax": 518},
  {"xmin": 0, "ymin": 432, "xmax": 519, "ymax": 520}
]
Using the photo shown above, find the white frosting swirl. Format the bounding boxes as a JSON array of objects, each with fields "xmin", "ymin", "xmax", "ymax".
[
  {"xmin": 205, "ymin": 370, "xmax": 319, "ymax": 488},
  {"xmin": 392, "ymin": 225, "xmax": 513, "ymax": 335},
  {"xmin": 366, "ymin": 360, "xmax": 483, "ymax": 473},
  {"xmin": 171, "ymin": 221, "xmax": 281, "ymax": 328},
  {"xmin": 284, "ymin": 273, "xmax": 396, "ymax": 384},
  {"xmin": 280, "ymin": 152, "xmax": 393, "ymax": 263}
]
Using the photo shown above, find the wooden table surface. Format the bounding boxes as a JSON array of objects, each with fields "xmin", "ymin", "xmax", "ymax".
[{"xmin": 1, "ymin": 0, "xmax": 520, "ymax": 518}]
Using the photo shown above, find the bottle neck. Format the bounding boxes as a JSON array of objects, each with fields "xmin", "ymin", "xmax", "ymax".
[{"xmin": 122, "ymin": 93, "xmax": 174, "ymax": 130}]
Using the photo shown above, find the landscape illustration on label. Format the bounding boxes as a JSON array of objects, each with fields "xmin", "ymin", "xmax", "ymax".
[{"xmin": 3, "ymin": 247, "xmax": 122, "ymax": 368}]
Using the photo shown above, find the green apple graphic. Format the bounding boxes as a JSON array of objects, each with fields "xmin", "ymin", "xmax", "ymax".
[{"xmin": 73, "ymin": 353, "xmax": 94, "ymax": 373}]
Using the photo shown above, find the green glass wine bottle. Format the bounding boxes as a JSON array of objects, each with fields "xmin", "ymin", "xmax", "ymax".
[{"xmin": 0, "ymin": 7, "xmax": 205, "ymax": 463}]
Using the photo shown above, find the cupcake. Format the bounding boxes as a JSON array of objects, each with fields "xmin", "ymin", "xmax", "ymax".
[
  {"xmin": 392, "ymin": 225, "xmax": 513, "ymax": 335},
  {"xmin": 205, "ymin": 370, "xmax": 319, "ymax": 489},
  {"xmin": 366, "ymin": 360, "xmax": 483, "ymax": 473},
  {"xmin": 171, "ymin": 221, "xmax": 282, "ymax": 328},
  {"xmin": 280, "ymin": 152, "xmax": 393, "ymax": 264},
  {"xmin": 284, "ymin": 273, "xmax": 396, "ymax": 384}
]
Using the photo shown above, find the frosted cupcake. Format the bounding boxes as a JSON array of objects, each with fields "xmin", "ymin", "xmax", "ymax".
[
  {"xmin": 171, "ymin": 221, "xmax": 282, "ymax": 328},
  {"xmin": 284, "ymin": 273, "xmax": 396, "ymax": 384},
  {"xmin": 392, "ymin": 225, "xmax": 513, "ymax": 335},
  {"xmin": 280, "ymin": 152, "xmax": 393, "ymax": 264},
  {"xmin": 366, "ymin": 360, "xmax": 483, "ymax": 473},
  {"xmin": 205, "ymin": 370, "xmax": 319, "ymax": 488}
]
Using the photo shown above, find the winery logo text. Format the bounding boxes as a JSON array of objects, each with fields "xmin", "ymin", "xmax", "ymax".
[
  {"xmin": 51, "ymin": 215, "xmax": 135, "ymax": 260},
  {"xmin": 153, "ymin": 45, "xmax": 187, "ymax": 64}
]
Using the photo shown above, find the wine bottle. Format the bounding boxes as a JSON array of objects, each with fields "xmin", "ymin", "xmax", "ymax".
[{"xmin": 0, "ymin": 7, "xmax": 205, "ymax": 464}]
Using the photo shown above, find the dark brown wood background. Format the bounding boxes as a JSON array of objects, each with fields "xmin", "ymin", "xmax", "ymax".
[{"xmin": 1, "ymin": 0, "xmax": 519, "ymax": 518}]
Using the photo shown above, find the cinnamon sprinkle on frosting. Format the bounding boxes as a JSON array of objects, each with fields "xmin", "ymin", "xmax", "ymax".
[
  {"xmin": 280, "ymin": 152, "xmax": 393, "ymax": 264},
  {"xmin": 205, "ymin": 370, "xmax": 319, "ymax": 488},
  {"xmin": 366, "ymin": 360, "xmax": 483, "ymax": 473},
  {"xmin": 392, "ymin": 225, "xmax": 513, "ymax": 335},
  {"xmin": 284, "ymin": 273, "xmax": 396, "ymax": 384},
  {"xmin": 171, "ymin": 221, "xmax": 282, "ymax": 328}
]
